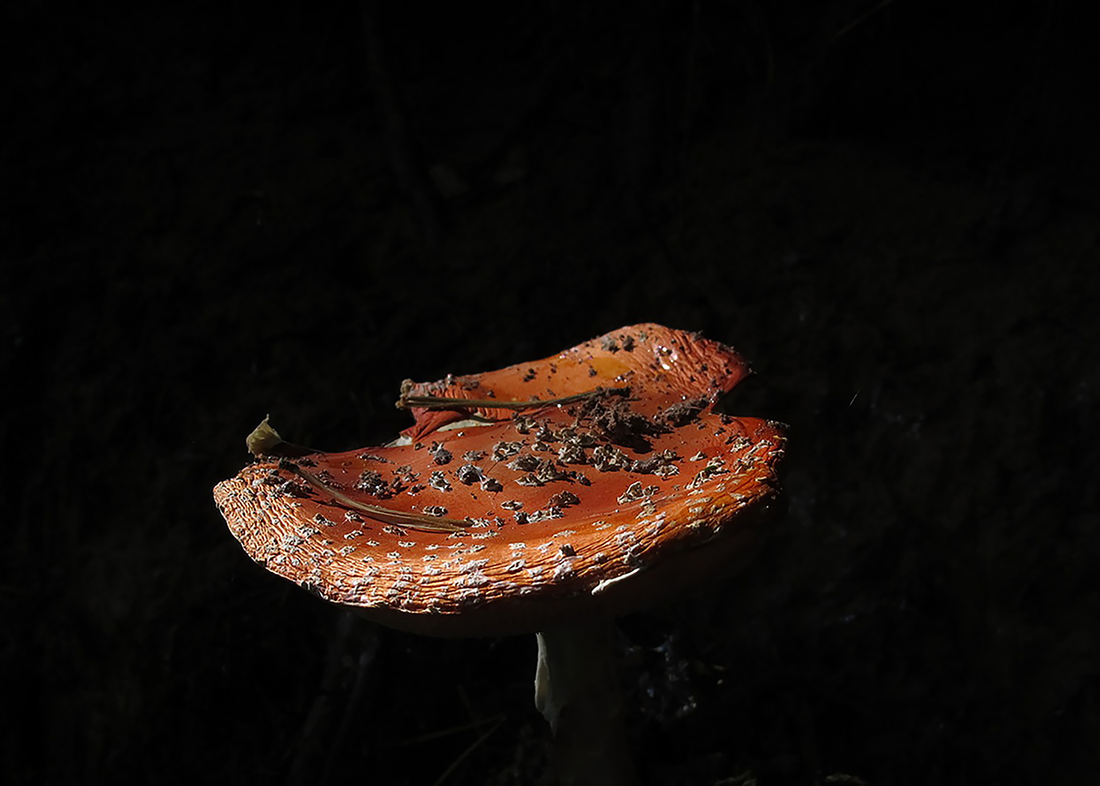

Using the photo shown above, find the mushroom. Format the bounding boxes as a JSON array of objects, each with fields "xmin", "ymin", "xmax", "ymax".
[{"xmin": 214, "ymin": 324, "xmax": 786, "ymax": 785}]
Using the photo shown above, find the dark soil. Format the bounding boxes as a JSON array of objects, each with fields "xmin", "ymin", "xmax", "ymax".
[{"xmin": 5, "ymin": 2, "xmax": 1098, "ymax": 784}]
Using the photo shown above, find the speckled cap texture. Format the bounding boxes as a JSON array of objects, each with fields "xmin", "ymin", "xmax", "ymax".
[{"xmin": 214, "ymin": 324, "xmax": 787, "ymax": 637}]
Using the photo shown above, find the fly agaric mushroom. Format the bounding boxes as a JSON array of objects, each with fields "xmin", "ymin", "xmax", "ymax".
[{"xmin": 214, "ymin": 324, "xmax": 786, "ymax": 785}]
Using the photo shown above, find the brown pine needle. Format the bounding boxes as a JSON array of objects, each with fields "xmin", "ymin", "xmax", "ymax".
[
  {"xmin": 398, "ymin": 386, "xmax": 630, "ymax": 412},
  {"xmin": 279, "ymin": 460, "xmax": 471, "ymax": 533}
]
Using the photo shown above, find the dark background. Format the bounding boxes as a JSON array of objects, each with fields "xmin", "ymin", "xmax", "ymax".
[{"xmin": 4, "ymin": 1, "xmax": 1098, "ymax": 784}]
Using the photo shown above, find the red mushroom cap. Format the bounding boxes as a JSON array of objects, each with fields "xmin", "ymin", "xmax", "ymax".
[{"xmin": 214, "ymin": 324, "xmax": 786, "ymax": 637}]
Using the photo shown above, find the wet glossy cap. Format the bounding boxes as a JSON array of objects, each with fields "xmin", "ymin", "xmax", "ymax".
[{"xmin": 214, "ymin": 324, "xmax": 786, "ymax": 637}]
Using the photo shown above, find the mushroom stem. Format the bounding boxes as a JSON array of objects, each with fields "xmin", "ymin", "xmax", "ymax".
[{"xmin": 535, "ymin": 622, "xmax": 639, "ymax": 786}]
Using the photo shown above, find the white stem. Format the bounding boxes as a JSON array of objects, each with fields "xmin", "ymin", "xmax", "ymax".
[{"xmin": 534, "ymin": 622, "xmax": 639, "ymax": 786}]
